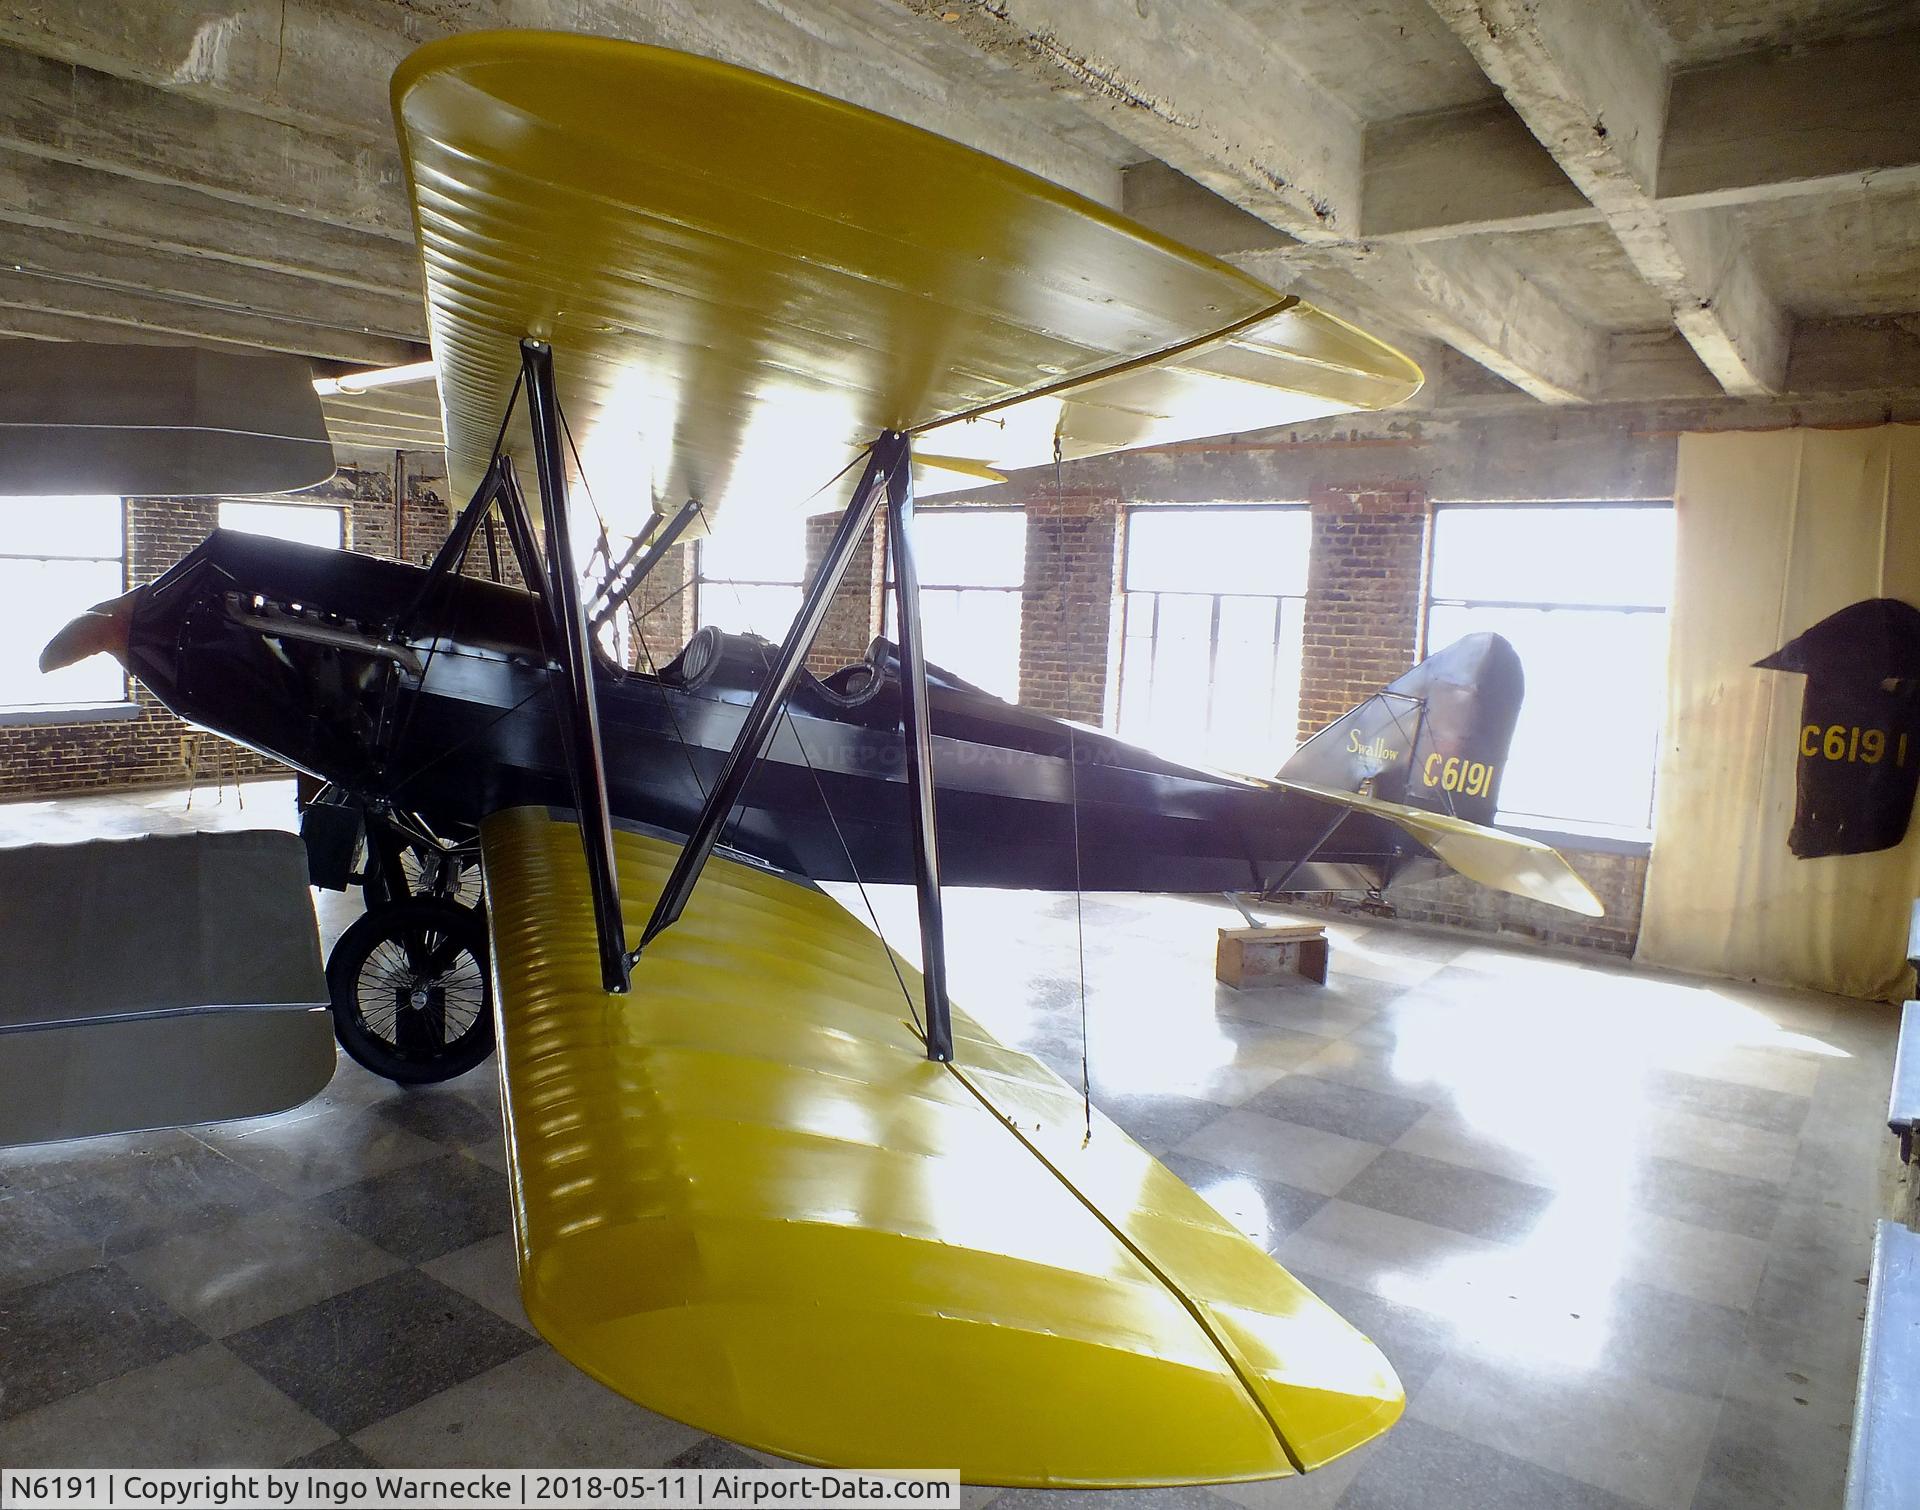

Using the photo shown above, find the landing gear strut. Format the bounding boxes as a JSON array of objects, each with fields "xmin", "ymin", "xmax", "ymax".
[{"xmin": 325, "ymin": 895, "xmax": 494, "ymax": 1084}]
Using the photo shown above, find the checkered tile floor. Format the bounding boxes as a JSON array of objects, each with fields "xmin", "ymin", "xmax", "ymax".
[{"xmin": 0, "ymin": 786, "xmax": 1897, "ymax": 1509}]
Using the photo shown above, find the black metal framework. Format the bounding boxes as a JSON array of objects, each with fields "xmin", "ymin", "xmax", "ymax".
[
  {"xmin": 883, "ymin": 455, "xmax": 953, "ymax": 1061},
  {"xmin": 880, "ymin": 504, "xmax": 1027, "ymax": 701},
  {"xmin": 589, "ymin": 497, "xmax": 701, "ymax": 634},
  {"xmin": 401, "ymin": 364, "xmax": 959, "ymax": 1047},
  {"xmin": 419, "ymin": 457, "xmax": 504, "ymax": 588},
  {"xmin": 635, "ymin": 430, "xmax": 954, "ymax": 1061},
  {"xmin": 519, "ymin": 338, "xmax": 630, "ymax": 993}
]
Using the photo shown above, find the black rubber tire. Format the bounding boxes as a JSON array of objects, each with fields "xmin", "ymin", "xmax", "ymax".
[{"xmin": 326, "ymin": 897, "xmax": 495, "ymax": 1084}]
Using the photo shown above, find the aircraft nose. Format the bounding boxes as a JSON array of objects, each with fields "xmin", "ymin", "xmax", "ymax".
[{"xmin": 40, "ymin": 586, "xmax": 144, "ymax": 673}]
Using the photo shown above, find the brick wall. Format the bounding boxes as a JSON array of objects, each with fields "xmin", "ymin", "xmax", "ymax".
[
  {"xmin": 1296, "ymin": 484, "xmax": 1430, "ymax": 741},
  {"xmin": 626, "ymin": 540, "xmax": 695, "ymax": 673},
  {"xmin": 1311, "ymin": 847, "xmax": 1649, "ymax": 957},
  {"xmin": 800, "ymin": 513, "xmax": 885, "ymax": 677},
  {"xmin": 0, "ymin": 460, "xmax": 428, "ymax": 802},
  {"xmin": 1018, "ymin": 491, "xmax": 1122, "ymax": 720}
]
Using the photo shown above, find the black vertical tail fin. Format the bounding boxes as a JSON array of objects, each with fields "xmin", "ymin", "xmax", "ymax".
[{"xmin": 1277, "ymin": 633, "xmax": 1524, "ymax": 827}]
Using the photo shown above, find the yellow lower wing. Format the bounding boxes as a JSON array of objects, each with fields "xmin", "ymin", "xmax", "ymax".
[{"xmin": 480, "ymin": 808, "xmax": 1402, "ymax": 1486}]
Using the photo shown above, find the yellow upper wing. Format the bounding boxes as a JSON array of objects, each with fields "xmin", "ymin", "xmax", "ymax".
[
  {"xmin": 480, "ymin": 808, "xmax": 1403, "ymax": 1485},
  {"xmin": 391, "ymin": 32, "xmax": 1419, "ymax": 527}
]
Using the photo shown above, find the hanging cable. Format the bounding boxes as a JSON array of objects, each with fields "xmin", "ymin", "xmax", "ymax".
[{"xmin": 1056, "ymin": 434, "xmax": 1094, "ymax": 1143}]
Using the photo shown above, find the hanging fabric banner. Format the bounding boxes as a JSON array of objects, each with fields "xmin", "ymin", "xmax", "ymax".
[{"xmin": 1637, "ymin": 424, "xmax": 1920, "ymax": 1001}]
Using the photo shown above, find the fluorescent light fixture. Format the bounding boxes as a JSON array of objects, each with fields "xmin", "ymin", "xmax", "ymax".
[{"xmin": 312, "ymin": 359, "xmax": 438, "ymax": 397}]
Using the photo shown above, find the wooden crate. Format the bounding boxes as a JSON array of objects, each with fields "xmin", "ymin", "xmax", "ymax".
[{"xmin": 1215, "ymin": 922, "xmax": 1330, "ymax": 988}]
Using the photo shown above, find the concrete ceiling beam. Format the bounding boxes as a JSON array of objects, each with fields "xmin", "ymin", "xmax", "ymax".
[
  {"xmin": 0, "ymin": 267, "xmax": 425, "ymax": 367},
  {"xmin": 0, "ymin": 44, "xmax": 410, "ymax": 239},
  {"xmin": 902, "ymin": 0, "xmax": 1607, "ymax": 405},
  {"xmin": 0, "ymin": 0, "xmax": 1125, "ymax": 205},
  {"xmin": 1426, "ymin": 0, "xmax": 1792, "ymax": 397},
  {"xmin": 1659, "ymin": 26, "xmax": 1920, "ymax": 209},
  {"xmin": 1364, "ymin": 24, "xmax": 1920, "ymax": 241},
  {"xmin": 0, "ymin": 149, "xmax": 421, "ymax": 298},
  {"xmin": 0, "ymin": 221, "xmax": 427, "ymax": 343}
]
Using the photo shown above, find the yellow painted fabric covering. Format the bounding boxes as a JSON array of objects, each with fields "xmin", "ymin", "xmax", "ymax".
[
  {"xmin": 480, "ymin": 808, "xmax": 1402, "ymax": 1484},
  {"xmin": 391, "ymin": 32, "xmax": 1420, "ymax": 526},
  {"xmin": 1270, "ymin": 780, "xmax": 1606, "ymax": 918}
]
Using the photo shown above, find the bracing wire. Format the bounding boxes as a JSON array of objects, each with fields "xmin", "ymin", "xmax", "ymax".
[
  {"xmin": 556, "ymin": 424, "xmax": 921, "ymax": 1031},
  {"xmin": 556, "ymin": 404, "xmax": 710, "ymax": 806},
  {"xmin": 689, "ymin": 463, "xmax": 930, "ymax": 1040},
  {"xmin": 379, "ymin": 379, "xmax": 526, "ymax": 775}
]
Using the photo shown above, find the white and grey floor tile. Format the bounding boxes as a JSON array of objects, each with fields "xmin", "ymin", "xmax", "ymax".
[
  {"xmin": 1336, "ymin": 1417, "xmax": 1642, "ymax": 1510},
  {"xmin": 1408, "ymin": 1354, "xmax": 1722, "ymax": 1510},
  {"xmin": 1244, "ymin": 1075, "xmax": 1430, "ymax": 1147},
  {"xmin": 0, "ymin": 1264, "xmax": 206, "ymax": 1420},
  {"xmin": 194, "ymin": 1105, "xmax": 443, "ymax": 1199},
  {"xmin": 0, "ymin": 1343, "xmax": 332, "ymax": 1468},
  {"xmin": 1174, "ymin": 1109, "xmax": 1385, "ymax": 1197},
  {"xmin": 420, "ymin": 1232, "xmax": 537, "ymax": 1333},
  {"xmin": 1336, "ymin": 1149, "xmax": 1556, "ymax": 1245},
  {"xmin": 222, "ymin": 1269, "xmax": 539, "ymax": 1437},
  {"xmin": 1160, "ymin": 1153, "xmax": 1329, "ymax": 1249},
  {"xmin": 0, "ymin": 788, "xmax": 1898, "ymax": 1508},
  {"xmin": 350, "ymin": 1348, "xmax": 704, "ymax": 1467},
  {"xmin": 114, "ymin": 1205, "xmax": 405, "ymax": 1337},
  {"xmin": 313, "ymin": 1152, "xmax": 514, "ymax": 1264}
]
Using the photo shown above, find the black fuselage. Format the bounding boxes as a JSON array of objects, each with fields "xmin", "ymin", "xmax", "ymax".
[{"xmin": 124, "ymin": 531, "xmax": 1416, "ymax": 893}]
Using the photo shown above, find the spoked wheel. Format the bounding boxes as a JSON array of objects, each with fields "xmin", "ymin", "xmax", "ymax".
[
  {"xmin": 363, "ymin": 843, "xmax": 483, "ymax": 910},
  {"xmin": 327, "ymin": 897, "xmax": 495, "ymax": 1084}
]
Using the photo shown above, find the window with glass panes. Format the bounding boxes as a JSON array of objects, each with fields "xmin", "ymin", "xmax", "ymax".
[
  {"xmin": 0, "ymin": 496, "xmax": 126, "ymax": 713},
  {"xmin": 695, "ymin": 517, "xmax": 805, "ymax": 640},
  {"xmin": 218, "ymin": 499, "xmax": 345, "ymax": 550},
  {"xmin": 883, "ymin": 509, "xmax": 1026, "ymax": 700},
  {"xmin": 1116, "ymin": 506, "xmax": 1310, "ymax": 773},
  {"xmin": 1425, "ymin": 502, "xmax": 1674, "ymax": 835}
]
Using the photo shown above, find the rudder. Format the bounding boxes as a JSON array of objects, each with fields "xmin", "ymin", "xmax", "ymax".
[{"xmin": 1278, "ymin": 633, "xmax": 1523, "ymax": 827}]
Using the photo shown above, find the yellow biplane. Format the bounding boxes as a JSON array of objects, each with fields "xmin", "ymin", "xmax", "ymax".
[{"xmin": 44, "ymin": 29, "xmax": 1607, "ymax": 1486}]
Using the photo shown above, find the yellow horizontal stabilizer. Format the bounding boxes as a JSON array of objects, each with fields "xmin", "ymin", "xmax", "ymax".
[
  {"xmin": 392, "ymin": 32, "xmax": 1419, "ymax": 526},
  {"xmin": 479, "ymin": 808, "xmax": 1402, "ymax": 1485},
  {"xmin": 913, "ymin": 453, "xmax": 1007, "ymax": 484},
  {"xmin": 1274, "ymin": 779, "xmax": 1607, "ymax": 917}
]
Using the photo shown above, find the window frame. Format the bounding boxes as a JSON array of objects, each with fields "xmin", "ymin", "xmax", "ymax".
[
  {"xmin": 0, "ymin": 495, "xmax": 131, "ymax": 720},
  {"xmin": 216, "ymin": 497, "xmax": 347, "ymax": 551},
  {"xmin": 692, "ymin": 531, "xmax": 807, "ymax": 641},
  {"xmin": 880, "ymin": 505, "xmax": 1028, "ymax": 697},
  {"xmin": 1116, "ymin": 502, "xmax": 1311, "ymax": 766},
  {"xmin": 1423, "ymin": 498, "xmax": 1674, "ymax": 842}
]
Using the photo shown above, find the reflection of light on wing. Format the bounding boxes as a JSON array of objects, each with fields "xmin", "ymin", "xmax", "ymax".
[
  {"xmin": 1184, "ymin": 1171, "xmax": 1282, "ymax": 1249},
  {"xmin": 575, "ymin": 362, "xmax": 681, "ymax": 537}
]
